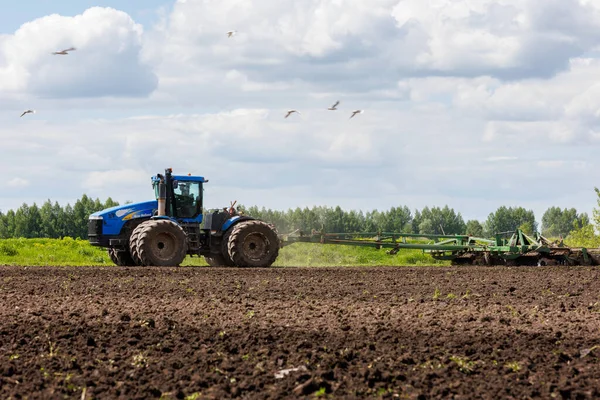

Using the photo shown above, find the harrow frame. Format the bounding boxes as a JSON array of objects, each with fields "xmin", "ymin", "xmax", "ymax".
[{"xmin": 280, "ymin": 229, "xmax": 599, "ymax": 266}]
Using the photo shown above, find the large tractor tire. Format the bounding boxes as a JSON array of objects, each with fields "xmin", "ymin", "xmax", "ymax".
[
  {"xmin": 212, "ymin": 228, "xmax": 238, "ymax": 267},
  {"xmin": 225, "ymin": 220, "xmax": 280, "ymax": 267},
  {"xmin": 108, "ymin": 248, "xmax": 136, "ymax": 266},
  {"xmin": 128, "ymin": 223, "xmax": 146, "ymax": 265},
  {"xmin": 131, "ymin": 219, "xmax": 188, "ymax": 266},
  {"xmin": 203, "ymin": 229, "xmax": 237, "ymax": 267}
]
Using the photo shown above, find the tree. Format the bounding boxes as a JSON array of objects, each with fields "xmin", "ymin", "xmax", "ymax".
[
  {"xmin": 566, "ymin": 222, "xmax": 600, "ymax": 248},
  {"xmin": 1, "ymin": 210, "xmax": 16, "ymax": 238},
  {"xmin": 541, "ymin": 207, "xmax": 589, "ymax": 238},
  {"xmin": 417, "ymin": 206, "xmax": 466, "ymax": 235},
  {"xmin": 465, "ymin": 220, "xmax": 484, "ymax": 237},
  {"xmin": 363, "ymin": 210, "xmax": 379, "ymax": 232},
  {"xmin": 566, "ymin": 188, "xmax": 600, "ymax": 247},
  {"xmin": 518, "ymin": 221, "xmax": 535, "ymax": 235},
  {"xmin": 385, "ymin": 206, "xmax": 412, "ymax": 233},
  {"xmin": 39, "ymin": 200, "xmax": 58, "ymax": 238},
  {"xmin": 329, "ymin": 206, "xmax": 345, "ymax": 233},
  {"xmin": 418, "ymin": 218, "xmax": 434, "ymax": 235},
  {"xmin": 485, "ymin": 206, "xmax": 537, "ymax": 236},
  {"xmin": 72, "ymin": 195, "xmax": 96, "ymax": 239},
  {"xmin": 104, "ymin": 197, "xmax": 119, "ymax": 209},
  {"xmin": 411, "ymin": 210, "xmax": 421, "ymax": 234},
  {"xmin": 0, "ymin": 211, "xmax": 7, "ymax": 238},
  {"xmin": 594, "ymin": 187, "xmax": 600, "ymax": 229},
  {"xmin": 54, "ymin": 201, "xmax": 70, "ymax": 238},
  {"xmin": 344, "ymin": 210, "xmax": 364, "ymax": 233},
  {"xmin": 13, "ymin": 203, "xmax": 42, "ymax": 238}
]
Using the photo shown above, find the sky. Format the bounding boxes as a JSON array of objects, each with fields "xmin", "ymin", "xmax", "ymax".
[{"xmin": 1, "ymin": 0, "xmax": 600, "ymax": 226}]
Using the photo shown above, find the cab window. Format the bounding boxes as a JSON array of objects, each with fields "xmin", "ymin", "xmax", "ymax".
[{"xmin": 174, "ymin": 182, "xmax": 202, "ymax": 218}]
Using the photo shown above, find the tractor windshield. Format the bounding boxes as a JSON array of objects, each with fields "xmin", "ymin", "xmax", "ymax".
[{"xmin": 173, "ymin": 181, "xmax": 202, "ymax": 218}]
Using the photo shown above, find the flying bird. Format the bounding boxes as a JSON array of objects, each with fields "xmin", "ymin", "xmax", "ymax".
[
  {"xmin": 328, "ymin": 100, "xmax": 340, "ymax": 110},
  {"xmin": 227, "ymin": 30, "xmax": 237, "ymax": 38},
  {"xmin": 285, "ymin": 110, "xmax": 301, "ymax": 118},
  {"xmin": 20, "ymin": 109, "xmax": 35, "ymax": 117},
  {"xmin": 350, "ymin": 110, "xmax": 364, "ymax": 119},
  {"xmin": 52, "ymin": 47, "xmax": 76, "ymax": 55}
]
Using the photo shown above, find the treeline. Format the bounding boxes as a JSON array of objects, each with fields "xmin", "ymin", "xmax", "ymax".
[
  {"xmin": 0, "ymin": 195, "xmax": 590, "ymax": 239},
  {"xmin": 0, "ymin": 195, "xmax": 118, "ymax": 239},
  {"xmin": 239, "ymin": 204, "xmax": 588, "ymax": 238}
]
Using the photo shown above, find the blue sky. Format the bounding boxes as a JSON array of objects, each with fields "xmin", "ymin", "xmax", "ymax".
[
  {"xmin": 1, "ymin": 0, "xmax": 600, "ymax": 228},
  {"xmin": 0, "ymin": 0, "xmax": 171, "ymax": 34}
]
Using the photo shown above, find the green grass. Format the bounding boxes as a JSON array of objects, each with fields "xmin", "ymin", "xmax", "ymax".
[
  {"xmin": 0, "ymin": 238, "xmax": 109, "ymax": 266},
  {"xmin": 272, "ymin": 243, "xmax": 448, "ymax": 267},
  {"xmin": 0, "ymin": 238, "xmax": 450, "ymax": 267}
]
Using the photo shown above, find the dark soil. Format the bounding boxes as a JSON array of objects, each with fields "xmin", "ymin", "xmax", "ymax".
[{"xmin": 1, "ymin": 265, "xmax": 600, "ymax": 399}]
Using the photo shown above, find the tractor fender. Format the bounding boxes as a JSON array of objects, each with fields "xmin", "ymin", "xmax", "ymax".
[
  {"xmin": 151, "ymin": 215, "xmax": 179, "ymax": 223},
  {"xmin": 222, "ymin": 216, "xmax": 254, "ymax": 232}
]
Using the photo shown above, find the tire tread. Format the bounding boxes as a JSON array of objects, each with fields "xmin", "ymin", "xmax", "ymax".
[{"xmin": 226, "ymin": 220, "xmax": 279, "ymax": 267}]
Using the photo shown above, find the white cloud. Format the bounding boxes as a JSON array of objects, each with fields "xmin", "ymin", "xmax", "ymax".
[
  {"xmin": 482, "ymin": 120, "xmax": 584, "ymax": 143},
  {"xmin": 486, "ymin": 156, "xmax": 518, "ymax": 162},
  {"xmin": 224, "ymin": 70, "xmax": 292, "ymax": 92},
  {"xmin": 537, "ymin": 160, "xmax": 565, "ymax": 168},
  {"xmin": 393, "ymin": 0, "xmax": 600, "ymax": 77},
  {"xmin": 2, "ymin": 1, "xmax": 600, "ymax": 227},
  {"xmin": 144, "ymin": 0, "xmax": 600, "ymax": 97},
  {"xmin": 7, "ymin": 177, "xmax": 29, "ymax": 188},
  {"xmin": 82, "ymin": 168, "xmax": 150, "ymax": 191},
  {"xmin": 0, "ymin": 7, "xmax": 157, "ymax": 98}
]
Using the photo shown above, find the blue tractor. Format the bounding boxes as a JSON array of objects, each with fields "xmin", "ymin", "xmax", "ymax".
[{"xmin": 88, "ymin": 168, "xmax": 280, "ymax": 267}]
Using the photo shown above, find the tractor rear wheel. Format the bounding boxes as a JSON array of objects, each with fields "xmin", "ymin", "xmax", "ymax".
[
  {"xmin": 216, "ymin": 227, "xmax": 238, "ymax": 267},
  {"xmin": 226, "ymin": 220, "xmax": 280, "ymax": 267},
  {"xmin": 131, "ymin": 219, "xmax": 188, "ymax": 266},
  {"xmin": 108, "ymin": 248, "xmax": 136, "ymax": 266}
]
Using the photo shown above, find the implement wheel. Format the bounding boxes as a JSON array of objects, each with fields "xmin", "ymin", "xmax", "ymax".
[
  {"xmin": 226, "ymin": 220, "xmax": 280, "ymax": 267},
  {"xmin": 108, "ymin": 248, "xmax": 136, "ymax": 266},
  {"xmin": 131, "ymin": 219, "xmax": 188, "ymax": 266}
]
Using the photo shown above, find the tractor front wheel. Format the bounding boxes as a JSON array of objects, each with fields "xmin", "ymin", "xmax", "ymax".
[
  {"xmin": 226, "ymin": 220, "xmax": 280, "ymax": 267},
  {"xmin": 108, "ymin": 248, "xmax": 136, "ymax": 266},
  {"xmin": 131, "ymin": 219, "xmax": 188, "ymax": 266},
  {"xmin": 129, "ymin": 223, "xmax": 145, "ymax": 265}
]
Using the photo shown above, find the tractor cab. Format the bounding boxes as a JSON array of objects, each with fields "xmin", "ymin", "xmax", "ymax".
[{"xmin": 152, "ymin": 168, "xmax": 207, "ymax": 222}]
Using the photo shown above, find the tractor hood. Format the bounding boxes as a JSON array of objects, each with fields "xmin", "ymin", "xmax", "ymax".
[
  {"xmin": 90, "ymin": 201, "xmax": 158, "ymax": 221},
  {"xmin": 89, "ymin": 201, "xmax": 158, "ymax": 236}
]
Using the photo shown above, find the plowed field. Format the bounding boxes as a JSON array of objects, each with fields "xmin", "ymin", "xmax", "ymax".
[{"xmin": 1, "ymin": 265, "xmax": 600, "ymax": 399}]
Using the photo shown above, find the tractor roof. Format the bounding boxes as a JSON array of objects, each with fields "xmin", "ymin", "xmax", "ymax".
[{"xmin": 151, "ymin": 174, "xmax": 208, "ymax": 183}]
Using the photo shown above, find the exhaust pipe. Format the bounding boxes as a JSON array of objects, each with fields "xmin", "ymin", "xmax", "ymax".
[{"xmin": 157, "ymin": 178, "xmax": 167, "ymax": 216}]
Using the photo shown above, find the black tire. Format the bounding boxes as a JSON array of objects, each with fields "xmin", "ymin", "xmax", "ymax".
[
  {"xmin": 108, "ymin": 248, "xmax": 119, "ymax": 265},
  {"xmin": 129, "ymin": 223, "xmax": 145, "ymax": 265},
  {"xmin": 203, "ymin": 230, "xmax": 236, "ymax": 267},
  {"xmin": 226, "ymin": 220, "xmax": 280, "ymax": 267},
  {"xmin": 108, "ymin": 248, "xmax": 136, "ymax": 266},
  {"xmin": 204, "ymin": 254, "xmax": 234, "ymax": 267},
  {"xmin": 218, "ymin": 227, "xmax": 237, "ymax": 267},
  {"xmin": 133, "ymin": 219, "xmax": 188, "ymax": 266}
]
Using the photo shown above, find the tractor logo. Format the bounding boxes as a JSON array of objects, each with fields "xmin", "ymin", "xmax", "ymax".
[
  {"xmin": 123, "ymin": 211, "xmax": 153, "ymax": 221},
  {"xmin": 115, "ymin": 208, "xmax": 134, "ymax": 218}
]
